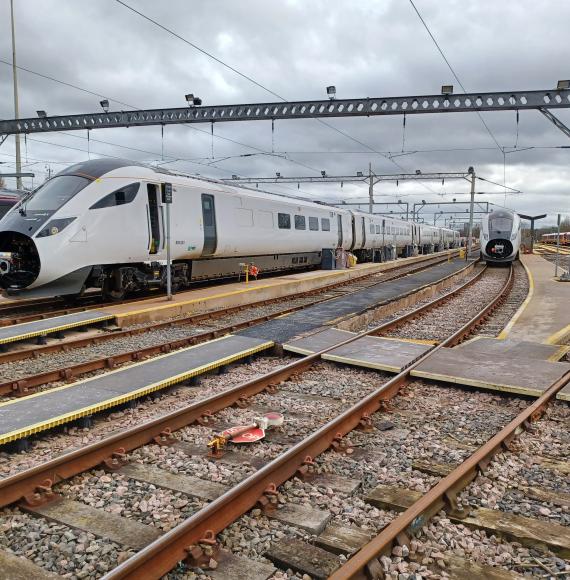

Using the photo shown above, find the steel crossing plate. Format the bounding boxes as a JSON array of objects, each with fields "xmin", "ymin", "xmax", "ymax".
[
  {"xmin": 239, "ymin": 260, "xmax": 472, "ymax": 344},
  {"xmin": 0, "ymin": 334, "xmax": 273, "ymax": 444},
  {"xmin": 455, "ymin": 337, "xmax": 569, "ymax": 362},
  {"xmin": 285, "ymin": 328, "xmax": 432, "ymax": 371},
  {"xmin": 0, "ymin": 310, "xmax": 115, "ymax": 345},
  {"xmin": 411, "ymin": 347, "xmax": 570, "ymax": 398}
]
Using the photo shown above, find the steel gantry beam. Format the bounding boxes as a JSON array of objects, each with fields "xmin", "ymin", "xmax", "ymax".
[
  {"xmin": 222, "ymin": 171, "xmax": 470, "ymax": 184},
  {"xmin": 2, "ymin": 88, "xmax": 570, "ymax": 135}
]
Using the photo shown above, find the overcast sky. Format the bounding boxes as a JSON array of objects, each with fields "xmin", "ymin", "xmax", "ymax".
[{"xmin": 1, "ymin": 0, "xmax": 569, "ymax": 226}]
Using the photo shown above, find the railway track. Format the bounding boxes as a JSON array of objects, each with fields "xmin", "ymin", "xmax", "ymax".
[
  {"xmin": 2, "ymin": 262, "xmax": 560, "ymax": 580},
  {"xmin": 0, "ymin": 252, "xmax": 471, "ymax": 397},
  {"xmin": 0, "ymin": 252, "xmax": 458, "ymax": 327}
]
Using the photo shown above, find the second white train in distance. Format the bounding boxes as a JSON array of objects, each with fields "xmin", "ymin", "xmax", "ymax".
[{"xmin": 0, "ymin": 159, "xmax": 460, "ymax": 300}]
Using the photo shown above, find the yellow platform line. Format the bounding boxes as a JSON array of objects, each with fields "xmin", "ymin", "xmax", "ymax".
[
  {"xmin": 322, "ymin": 353, "xmax": 401, "ymax": 373},
  {"xmin": 116, "ymin": 269, "xmax": 376, "ymax": 320},
  {"xmin": 114, "ymin": 251, "xmax": 462, "ymax": 320},
  {"xmin": 0, "ymin": 337, "xmax": 273, "ymax": 445},
  {"xmin": 497, "ymin": 259, "xmax": 534, "ymax": 340},
  {"xmin": 546, "ymin": 324, "xmax": 570, "ymax": 346},
  {"xmin": 374, "ymin": 336, "xmax": 439, "ymax": 346},
  {"xmin": 0, "ymin": 314, "xmax": 115, "ymax": 345},
  {"xmin": 410, "ymin": 369, "xmax": 544, "ymax": 398},
  {"xmin": 547, "ymin": 345, "xmax": 570, "ymax": 362}
]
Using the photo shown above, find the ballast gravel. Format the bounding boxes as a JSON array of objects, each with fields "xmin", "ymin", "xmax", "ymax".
[
  {"xmin": 0, "ymin": 355, "xmax": 287, "ymax": 479},
  {"xmin": 382, "ymin": 267, "xmax": 509, "ymax": 341}
]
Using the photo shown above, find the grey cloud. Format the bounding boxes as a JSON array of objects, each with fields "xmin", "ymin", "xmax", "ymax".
[{"xmin": 1, "ymin": 0, "xmax": 569, "ymax": 225}]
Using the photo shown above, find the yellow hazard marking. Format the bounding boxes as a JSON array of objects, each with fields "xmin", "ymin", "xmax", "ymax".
[
  {"xmin": 0, "ymin": 336, "xmax": 273, "ymax": 445},
  {"xmin": 322, "ymin": 353, "xmax": 401, "ymax": 373},
  {"xmin": 0, "ymin": 314, "xmax": 115, "ymax": 345},
  {"xmin": 114, "ymin": 250, "xmax": 461, "ymax": 320},
  {"xmin": 410, "ymin": 370, "xmax": 545, "ymax": 398},
  {"xmin": 497, "ymin": 259, "xmax": 534, "ymax": 340},
  {"xmin": 372, "ymin": 336, "xmax": 439, "ymax": 346},
  {"xmin": 546, "ymin": 324, "xmax": 570, "ymax": 346},
  {"xmin": 547, "ymin": 345, "xmax": 570, "ymax": 362}
]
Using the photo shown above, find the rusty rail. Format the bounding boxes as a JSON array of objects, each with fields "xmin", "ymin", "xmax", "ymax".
[
  {"xmin": 0, "ymin": 253, "xmax": 469, "ymax": 397},
  {"xmin": 102, "ymin": 265, "xmax": 512, "ymax": 580},
  {"xmin": 330, "ymin": 368, "xmax": 570, "ymax": 579},
  {"xmin": 0, "ymin": 259, "xmax": 479, "ymax": 505},
  {"xmin": 0, "ymin": 252, "xmax": 455, "ymax": 327}
]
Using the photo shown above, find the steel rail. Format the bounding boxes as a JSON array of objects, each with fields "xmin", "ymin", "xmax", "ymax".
[
  {"xmin": 330, "ymin": 368, "xmax": 570, "ymax": 579},
  {"xmin": 0, "ymin": 253, "xmax": 461, "ymax": 396},
  {"xmin": 0, "ymin": 251, "xmax": 453, "ymax": 364},
  {"xmin": 102, "ymin": 265, "xmax": 512, "ymax": 580},
  {"xmin": 0, "ymin": 252, "xmax": 461, "ymax": 326},
  {"xmin": 0, "ymin": 248, "xmax": 452, "ymax": 327},
  {"xmin": 0, "ymin": 258, "xmax": 477, "ymax": 505}
]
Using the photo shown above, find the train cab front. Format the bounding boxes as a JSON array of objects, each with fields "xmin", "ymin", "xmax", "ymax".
[
  {"xmin": 0, "ymin": 231, "xmax": 41, "ymax": 296},
  {"xmin": 484, "ymin": 238, "xmax": 513, "ymax": 261}
]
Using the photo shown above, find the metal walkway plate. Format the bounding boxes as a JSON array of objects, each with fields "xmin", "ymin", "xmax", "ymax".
[
  {"xmin": 456, "ymin": 337, "xmax": 569, "ymax": 362},
  {"xmin": 0, "ymin": 334, "xmax": 273, "ymax": 444},
  {"xmin": 0, "ymin": 310, "xmax": 114, "ymax": 345},
  {"xmin": 411, "ymin": 346, "xmax": 570, "ymax": 398},
  {"xmin": 239, "ymin": 260, "xmax": 473, "ymax": 344},
  {"xmin": 284, "ymin": 328, "xmax": 432, "ymax": 372}
]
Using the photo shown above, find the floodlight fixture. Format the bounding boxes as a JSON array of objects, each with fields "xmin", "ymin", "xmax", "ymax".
[
  {"xmin": 356, "ymin": 171, "xmax": 363, "ymax": 177},
  {"xmin": 441, "ymin": 85, "xmax": 454, "ymax": 95},
  {"xmin": 36, "ymin": 110, "xmax": 47, "ymax": 118},
  {"xmin": 326, "ymin": 85, "xmax": 336, "ymax": 100},
  {"xmin": 232, "ymin": 174, "xmax": 238, "ymax": 179},
  {"xmin": 557, "ymin": 80, "xmax": 570, "ymax": 90},
  {"xmin": 321, "ymin": 170, "xmax": 326, "ymax": 177},
  {"xmin": 100, "ymin": 100, "xmax": 110, "ymax": 113},
  {"xmin": 468, "ymin": 166, "xmax": 475, "ymax": 175},
  {"xmin": 185, "ymin": 94, "xmax": 202, "ymax": 106},
  {"xmin": 275, "ymin": 172, "xmax": 281, "ymax": 178},
  {"xmin": 415, "ymin": 169, "xmax": 421, "ymax": 175}
]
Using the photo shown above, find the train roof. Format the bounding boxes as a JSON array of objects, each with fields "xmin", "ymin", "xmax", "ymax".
[{"xmin": 52, "ymin": 158, "xmax": 456, "ymax": 232}]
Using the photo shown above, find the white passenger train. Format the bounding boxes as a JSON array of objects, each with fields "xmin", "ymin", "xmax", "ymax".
[
  {"xmin": 0, "ymin": 159, "xmax": 459, "ymax": 300},
  {"xmin": 480, "ymin": 208, "xmax": 521, "ymax": 264}
]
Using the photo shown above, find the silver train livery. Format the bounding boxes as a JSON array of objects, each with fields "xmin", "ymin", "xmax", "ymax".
[
  {"xmin": 0, "ymin": 159, "xmax": 459, "ymax": 300},
  {"xmin": 480, "ymin": 208, "xmax": 521, "ymax": 263}
]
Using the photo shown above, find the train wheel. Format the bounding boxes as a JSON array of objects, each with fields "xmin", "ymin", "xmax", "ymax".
[{"xmin": 102, "ymin": 270, "xmax": 126, "ymax": 301}]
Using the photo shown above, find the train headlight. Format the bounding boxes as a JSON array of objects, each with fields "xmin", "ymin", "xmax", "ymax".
[{"xmin": 36, "ymin": 217, "xmax": 76, "ymax": 238}]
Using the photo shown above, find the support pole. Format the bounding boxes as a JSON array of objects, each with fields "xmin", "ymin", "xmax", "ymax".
[
  {"xmin": 555, "ymin": 213, "xmax": 561, "ymax": 278},
  {"xmin": 466, "ymin": 167, "xmax": 476, "ymax": 260},
  {"xmin": 166, "ymin": 202, "xmax": 172, "ymax": 300},
  {"xmin": 10, "ymin": 0, "xmax": 22, "ymax": 190},
  {"xmin": 368, "ymin": 163, "xmax": 374, "ymax": 214}
]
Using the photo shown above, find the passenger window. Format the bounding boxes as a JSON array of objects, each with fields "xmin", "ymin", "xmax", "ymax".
[
  {"xmin": 309, "ymin": 217, "xmax": 319, "ymax": 231},
  {"xmin": 321, "ymin": 218, "xmax": 331, "ymax": 231},
  {"xmin": 375, "ymin": 225, "xmax": 380, "ymax": 234},
  {"xmin": 370, "ymin": 224, "xmax": 375, "ymax": 234},
  {"xmin": 90, "ymin": 182, "xmax": 140, "ymax": 209},
  {"xmin": 278, "ymin": 213, "xmax": 291, "ymax": 229},
  {"xmin": 295, "ymin": 215, "xmax": 306, "ymax": 230}
]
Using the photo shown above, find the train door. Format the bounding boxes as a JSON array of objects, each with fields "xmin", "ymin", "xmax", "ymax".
[
  {"xmin": 146, "ymin": 184, "xmax": 162, "ymax": 255},
  {"xmin": 337, "ymin": 214, "xmax": 343, "ymax": 247},
  {"xmin": 350, "ymin": 215, "xmax": 357, "ymax": 250},
  {"xmin": 201, "ymin": 193, "xmax": 217, "ymax": 256}
]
